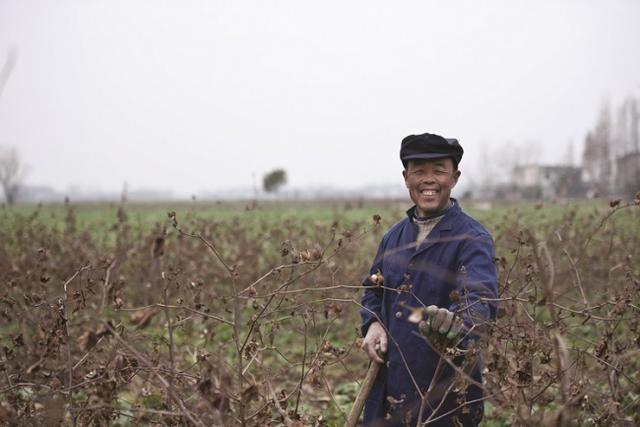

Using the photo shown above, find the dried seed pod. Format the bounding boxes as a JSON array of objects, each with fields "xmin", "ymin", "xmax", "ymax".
[{"xmin": 369, "ymin": 273, "xmax": 384, "ymax": 286}]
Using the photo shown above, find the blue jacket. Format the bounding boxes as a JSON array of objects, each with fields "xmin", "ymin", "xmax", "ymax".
[{"xmin": 360, "ymin": 200, "xmax": 498, "ymax": 426}]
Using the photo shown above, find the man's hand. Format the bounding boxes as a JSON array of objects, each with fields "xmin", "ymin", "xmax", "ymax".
[
  {"xmin": 361, "ymin": 321, "xmax": 387, "ymax": 364},
  {"xmin": 421, "ymin": 305, "xmax": 464, "ymax": 340}
]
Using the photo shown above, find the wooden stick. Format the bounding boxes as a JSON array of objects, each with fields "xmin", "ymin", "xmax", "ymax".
[{"xmin": 344, "ymin": 361, "xmax": 382, "ymax": 427}]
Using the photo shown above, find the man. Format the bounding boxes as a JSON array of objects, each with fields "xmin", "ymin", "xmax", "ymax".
[{"xmin": 360, "ymin": 132, "xmax": 498, "ymax": 426}]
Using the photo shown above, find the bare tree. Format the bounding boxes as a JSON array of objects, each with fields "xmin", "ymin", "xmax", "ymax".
[
  {"xmin": 0, "ymin": 48, "xmax": 17, "ymax": 99},
  {"xmin": 0, "ymin": 148, "xmax": 24, "ymax": 205},
  {"xmin": 612, "ymin": 96, "xmax": 640, "ymax": 158},
  {"xmin": 494, "ymin": 141, "xmax": 521, "ymax": 184},
  {"xmin": 0, "ymin": 49, "xmax": 22, "ymax": 205},
  {"xmin": 582, "ymin": 102, "xmax": 613, "ymax": 195},
  {"xmin": 629, "ymin": 96, "xmax": 639, "ymax": 153}
]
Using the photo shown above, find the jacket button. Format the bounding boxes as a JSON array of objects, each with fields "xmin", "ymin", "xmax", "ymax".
[
  {"xmin": 395, "ymin": 311, "xmax": 402, "ymax": 319},
  {"xmin": 386, "ymin": 361, "xmax": 390, "ymax": 368}
]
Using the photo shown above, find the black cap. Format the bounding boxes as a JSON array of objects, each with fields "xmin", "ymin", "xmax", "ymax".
[{"xmin": 400, "ymin": 132, "xmax": 464, "ymax": 169}]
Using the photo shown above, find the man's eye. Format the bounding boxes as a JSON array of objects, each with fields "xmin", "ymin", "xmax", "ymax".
[{"xmin": 435, "ymin": 170, "xmax": 447, "ymax": 175}]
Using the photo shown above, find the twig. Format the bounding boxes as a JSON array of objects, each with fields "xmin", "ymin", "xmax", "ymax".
[
  {"xmin": 174, "ymin": 225, "xmax": 247, "ymax": 426},
  {"xmin": 531, "ymin": 235, "xmax": 571, "ymax": 423},
  {"xmin": 117, "ymin": 303, "xmax": 232, "ymax": 326},
  {"xmin": 267, "ymin": 380, "xmax": 293, "ymax": 425},
  {"xmin": 0, "ymin": 382, "xmax": 49, "ymax": 394},
  {"xmin": 100, "ymin": 259, "xmax": 117, "ymax": 314},
  {"xmin": 500, "ymin": 244, "xmax": 521, "ymax": 297},
  {"xmin": 103, "ymin": 322, "xmax": 206, "ymax": 427},
  {"xmin": 294, "ymin": 312, "xmax": 308, "ymax": 416},
  {"xmin": 61, "ymin": 264, "xmax": 90, "ymax": 426},
  {"xmin": 162, "ymin": 277, "xmax": 175, "ymax": 411},
  {"xmin": 577, "ymin": 202, "xmax": 635, "ymax": 263},
  {"xmin": 344, "ymin": 361, "xmax": 381, "ymax": 427},
  {"xmin": 321, "ymin": 373, "xmax": 347, "ymax": 421},
  {"xmin": 554, "ymin": 231, "xmax": 588, "ymax": 306},
  {"xmin": 416, "ymin": 356, "xmax": 446, "ymax": 426},
  {"xmin": 423, "ymin": 387, "xmax": 512, "ymax": 425},
  {"xmin": 73, "ymin": 336, "xmax": 105, "ymax": 371}
]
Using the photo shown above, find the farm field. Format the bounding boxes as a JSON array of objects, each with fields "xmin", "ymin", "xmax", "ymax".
[{"xmin": 1, "ymin": 197, "xmax": 639, "ymax": 426}]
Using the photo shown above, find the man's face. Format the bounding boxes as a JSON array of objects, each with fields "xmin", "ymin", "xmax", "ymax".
[{"xmin": 402, "ymin": 158, "xmax": 461, "ymax": 217}]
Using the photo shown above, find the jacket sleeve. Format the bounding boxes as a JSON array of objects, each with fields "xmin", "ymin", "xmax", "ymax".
[
  {"xmin": 450, "ymin": 232, "xmax": 498, "ymax": 335},
  {"xmin": 360, "ymin": 235, "xmax": 388, "ymax": 337}
]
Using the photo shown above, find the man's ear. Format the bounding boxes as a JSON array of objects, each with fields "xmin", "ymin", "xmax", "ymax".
[
  {"xmin": 402, "ymin": 169, "xmax": 408, "ymax": 187},
  {"xmin": 452, "ymin": 170, "xmax": 461, "ymax": 187}
]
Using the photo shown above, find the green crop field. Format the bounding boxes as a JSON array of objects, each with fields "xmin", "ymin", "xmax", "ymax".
[{"xmin": 1, "ymin": 197, "xmax": 639, "ymax": 426}]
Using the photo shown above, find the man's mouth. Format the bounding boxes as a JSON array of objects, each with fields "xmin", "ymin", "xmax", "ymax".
[{"xmin": 420, "ymin": 189, "xmax": 439, "ymax": 197}]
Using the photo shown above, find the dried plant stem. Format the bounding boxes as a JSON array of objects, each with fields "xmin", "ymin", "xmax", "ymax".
[
  {"xmin": 321, "ymin": 373, "xmax": 347, "ymax": 420},
  {"xmin": 294, "ymin": 314, "xmax": 308, "ymax": 416},
  {"xmin": 232, "ymin": 275, "xmax": 247, "ymax": 427},
  {"xmin": 175, "ymin": 225, "xmax": 247, "ymax": 425},
  {"xmin": 267, "ymin": 380, "xmax": 294, "ymax": 425},
  {"xmin": 240, "ymin": 293, "xmax": 276, "ymax": 356},
  {"xmin": 577, "ymin": 202, "xmax": 634, "ymax": 261},
  {"xmin": 72, "ymin": 336, "xmax": 105, "ymax": 371},
  {"xmin": 425, "ymin": 388, "xmax": 510, "ymax": 425},
  {"xmin": 555, "ymin": 230, "xmax": 588, "ymax": 306},
  {"xmin": 0, "ymin": 382, "xmax": 48, "ymax": 394},
  {"xmin": 163, "ymin": 281, "xmax": 175, "ymax": 411},
  {"xmin": 529, "ymin": 234, "xmax": 571, "ymax": 425},
  {"xmin": 117, "ymin": 303, "xmax": 232, "ymax": 325},
  {"xmin": 416, "ymin": 356, "xmax": 445, "ymax": 426},
  {"xmin": 61, "ymin": 265, "xmax": 89, "ymax": 425},
  {"xmin": 103, "ymin": 322, "xmax": 205, "ymax": 427},
  {"xmin": 344, "ymin": 361, "xmax": 380, "ymax": 427},
  {"xmin": 100, "ymin": 259, "xmax": 116, "ymax": 314},
  {"xmin": 500, "ymin": 243, "xmax": 521, "ymax": 296}
]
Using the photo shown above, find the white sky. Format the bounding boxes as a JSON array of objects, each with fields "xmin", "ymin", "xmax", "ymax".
[{"xmin": 1, "ymin": 0, "xmax": 639, "ymax": 196}]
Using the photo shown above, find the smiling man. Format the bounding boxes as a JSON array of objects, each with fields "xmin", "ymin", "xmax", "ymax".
[{"xmin": 360, "ymin": 132, "xmax": 498, "ymax": 426}]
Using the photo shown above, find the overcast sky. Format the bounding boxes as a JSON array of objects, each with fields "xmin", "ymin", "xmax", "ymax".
[{"xmin": 1, "ymin": 0, "xmax": 639, "ymax": 196}]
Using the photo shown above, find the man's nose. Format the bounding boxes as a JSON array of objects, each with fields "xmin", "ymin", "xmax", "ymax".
[{"xmin": 420, "ymin": 174, "xmax": 436, "ymax": 184}]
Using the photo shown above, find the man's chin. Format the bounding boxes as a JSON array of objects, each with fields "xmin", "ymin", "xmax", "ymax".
[{"xmin": 417, "ymin": 202, "xmax": 445, "ymax": 216}]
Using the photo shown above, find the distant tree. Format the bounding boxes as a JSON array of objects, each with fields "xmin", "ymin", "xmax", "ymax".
[
  {"xmin": 0, "ymin": 148, "xmax": 24, "ymax": 205},
  {"xmin": 1, "ymin": 49, "xmax": 21, "ymax": 205},
  {"xmin": 631, "ymin": 97, "xmax": 640, "ymax": 153},
  {"xmin": 615, "ymin": 96, "xmax": 640, "ymax": 155},
  {"xmin": 0, "ymin": 48, "xmax": 17, "ymax": 99},
  {"xmin": 583, "ymin": 103, "xmax": 613, "ymax": 194},
  {"xmin": 614, "ymin": 99, "xmax": 630, "ymax": 157},
  {"xmin": 495, "ymin": 141, "xmax": 523, "ymax": 184},
  {"xmin": 262, "ymin": 169, "xmax": 287, "ymax": 194}
]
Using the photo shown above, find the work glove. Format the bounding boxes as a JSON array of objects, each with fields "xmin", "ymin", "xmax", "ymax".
[{"xmin": 418, "ymin": 305, "xmax": 464, "ymax": 341}]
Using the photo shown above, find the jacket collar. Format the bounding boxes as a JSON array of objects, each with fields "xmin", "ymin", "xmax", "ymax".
[{"xmin": 405, "ymin": 198, "xmax": 460, "ymax": 232}]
